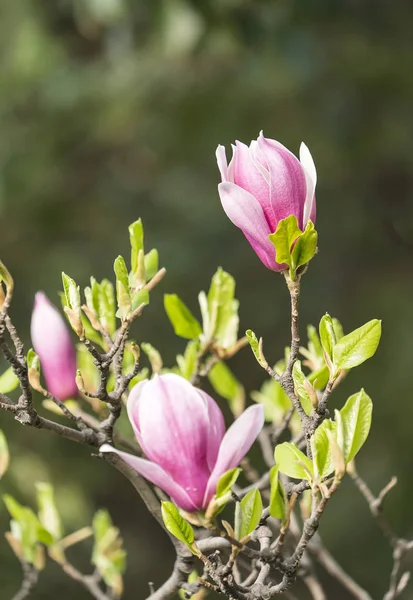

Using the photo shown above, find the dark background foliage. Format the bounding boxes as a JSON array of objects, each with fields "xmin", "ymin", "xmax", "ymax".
[{"xmin": 1, "ymin": 0, "xmax": 413, "ymax": 597}]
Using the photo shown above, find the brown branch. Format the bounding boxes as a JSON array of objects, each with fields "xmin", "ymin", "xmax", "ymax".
[{"xmin": 11, "ymin": 561, "xmax": 39, "ymax": 600}]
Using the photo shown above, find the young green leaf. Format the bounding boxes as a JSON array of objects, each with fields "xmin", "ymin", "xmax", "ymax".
[
  {"xmin": 0, "ymin": 367, "xmax": 19, "ymax": 394},
  {"xmin": 62, "ymin": 272, "xmax": 81, "ymax": 317},
  {"xmin": 311, "ymin": 420, "xmax": 337, "ymax": 480},
  {"xmin": 238, "ymin": 489, "xmax": 263, "ymax": 541},
  {"xmin": 176, "ymin": 340, "xmax": 199, "ymax": 381},
  {"xmin": 319, "ymin": 313, "xmax": 336, "ymax": 361},
  {"xmin": 269, "ymin": 466, "xmax": 287, "ymax": 523},
  {"xmin": 339, "ymin": 389, "xmax": 373, "ymax": 463},
  {"xmin": 292, "ymin": 360, "xmax": 313, "ymax": 415},
  {"xmin": 274, "ymin": 442, "xmax": 314, "ymax": 481},
  {"xmin": 164, "ymin": 294, "xmax": 202, "ymax": 339},
  {"xmin": 36, "ymin": 483, "xmax": 63, "ymax": 541},
  {"xmin": 161, "ymin": 502, "xmax": 198, "ymax": 554},
  {"xmin": 144, "ymin": 249, "xmax": 159, "ymax": 281},
  {"xmin": 114, "ymin": 256, "xmax": 131, "ymax": 319},
  {"xmin": 332, "ymin": 320, "xmax": 382, "ymax": 374},
  {"xmin": 0, "ymin": 430, "xmax": 9, "ymax": 479},
  {"xmin": 207, "ymin": 268, "xmax": 239, "ymax": 348},
  {"xmin": 251, "ymin": 379, "xmax": 291, "ymax": 425},
  {"xmin": 92, "ymin": 509, "xmax": 126, "ymax": 596},
  {"xmin": 246, "ymin": 330, "xmax": 267, "ymax": 368},
  {"xmin": 141, "ymin": 343, "xmax": 163, "ymax": 374},
  {"xmin": 129, "ymin": 219, "xmax": 144, "ymax": 275},
  {"xmin": 208, "ymin": 362, "xmax": 245, "ymax": 416}
]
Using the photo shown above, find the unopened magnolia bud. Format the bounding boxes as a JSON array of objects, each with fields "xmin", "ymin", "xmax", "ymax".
[
  {"xmin": 303, "ymin": 378, "xmax": 318, "ymax": 408},
  {"xmin": 216, "ymin": 134, "xmax": 316, "ymax": 271},
  {"xmin": 31, "ymin": 292, "xmax": 78, "ymax": 401},
  {"xmin": 81, "ymin": 304, "xmax": 101, "ymax": 332},
  {"xmin": 75, "ymin": 370, "xmax": 86, "ymax": 394},
  {"xmin": 327, "ymin": 430, "xmax": 346, "ymax": 481}
]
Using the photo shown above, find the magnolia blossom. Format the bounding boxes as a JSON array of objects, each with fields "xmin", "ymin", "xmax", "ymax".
[
  {"xmin": 30, "ymin": 292, "xmax": 78, "ymax": 401},
  {"xmin": 216, "ymin": 132, "xmax": 317, "ymax": 271},
  {"xmin": 100, "ymin": 373, "xmax": 264, "ymax": 512}
]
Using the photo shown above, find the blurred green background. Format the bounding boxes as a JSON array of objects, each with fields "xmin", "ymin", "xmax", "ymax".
[{"xmin": 1, "ymin": 0, "xmax": 413, "ymax": 597}]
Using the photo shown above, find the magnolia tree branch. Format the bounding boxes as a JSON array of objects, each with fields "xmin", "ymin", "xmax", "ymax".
[
  {"xmin": 11, "ymin": 561, "xmax": 39, "ymax": 600},
  {"xmin": 349, "ymin": 467, "xmax": 413, "ymax": 600}
]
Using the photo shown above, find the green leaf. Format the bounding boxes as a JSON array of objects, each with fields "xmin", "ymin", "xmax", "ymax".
[
  {"xmin": 0, "ymin": 260, "xmax": 13, "ymax": 289},
  {"xmin": 208, "ymin": 361, "xmax": 244, "ymax": 416},
  {"xmin": 269, "ymin": 466, "xmax": 287, "ymax": 523},
  {"xmin": 237, "ymin": 489, "xmax": 263, "ymax": 540},
  {"xmin": 99, "ymin": 279, "xmax": 116, "ymax": 335},
  {"xmin": 332, "ymin": 320, "xmax": 382, "ymax": 374},
  {"xmin": 290, "ymin": 220, "xmax": 318, "ymax": 271},
  {"xmin": 207, "ymin": 268, "xmax": 239, "ymax": 348},
  {"xmin": 92, "ymin": 510, "xmax": 126, "ymax": 595},
  {"xmin": 141, "ymin": 342, "xmax": 163, "ymax": 374},
  {"xmin": 129, "ymin": 219, "xmax": 144, "ymax": 275},
  {"xmin": 274, "ymin": 442, "xmax": 314, "ymax": 481},
  {"xmin": 164, "ymin": 294, "xmax": 202, "ymax": 339},
  {"xmin": 246, "ymin": 329, "xmax": 266, "ymax": 368},
  {"xmin": 292, "ymin": 360, "xmax": 313, "ymax": 415},
  {"xmin": 62, "ymin": 272, "xmax": 81, "ymax": 317},
  {"xmin": 0, "ymin": 367, "xmax": 19, "ymax": 394},
  {"xmin": 27, "ymin": 349, "xmax": 40, "ymax": 372},
  {"xmin": 144, "ymin": 249, "xmax": 159, "ymax": 281},
  {"xmin": 114, "ymin": 256, "xmax": 129, "ymax": 290},
  {"xmin": 307, "ymin": 324, "xmax": 324, "ymax": 360},
  {"xmin": 339, "ymin": 389, "xmax": 373, "ymax": 463},
  {"xmin": 176, "ymin": 340, "xmax": 199, "ymax": 381},
  {"xmin": 36, "ymin": 483, "xmax": 63, "ymax": 541},
  {"xmin": 161, "ymin": 502, "xmax": 198, "ymax": 554},
  {"xmin": 319, "ymin": 313, "xmax": 336, "ymax": 361},
  {"xmin": 114, "ymin": 256, "xmax": 131, "ymax": 319},
  {"xmin": 216, "ymin": 468, "xmax": 242, "ymax": 500},
  {"xmin": 131, "ymin": 288, "xmax": 149, "ymax": 311},
  {"xmin": 251, "ymin": 379, "xmax": 291, "ymax": 424},
  {"xmin": 0, "ymin": 430, "xmax": 9, "ymax": 479},
  {"xmin": 311, "ymin": 420, "xmax": 337, "ymax": 480},
  {"xmin": 268, "ymin": 215, "xmax": 302, "ymax": 270},
  {"xmin": 332, "ymin": 318, "xmax": 344, "ymax": 341},
  {"xmin": 3, "ymin": 495, "xmax": 54, "ymax": 563}
]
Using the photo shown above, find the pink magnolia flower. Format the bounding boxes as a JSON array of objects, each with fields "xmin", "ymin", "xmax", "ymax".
[
  {"xmin": 100, "ymin": 373, "xmax": 264, "ymax": 513},
  {"xmin": 216, "ymin": 132, "xmax": 317, "ymax": 271},
  {"xmin": 30, "ymin": 292, "xmax": 78, "ymax": 401}
]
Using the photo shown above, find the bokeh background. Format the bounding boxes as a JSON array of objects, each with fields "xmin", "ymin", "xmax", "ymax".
[{"xmin": 1, "ymin": 0, "xmax": 413, "ymax": 598}]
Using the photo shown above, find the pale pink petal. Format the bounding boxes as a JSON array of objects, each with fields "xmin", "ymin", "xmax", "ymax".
[
  {"xmin": 299, "ymin": 142, "xmax": 317, "ymax": 226},
  {"xmin": 200, "ymin": 390, "xmax": 226, "ymax": 471},
  {"xmin": 99, "ymin": 445, "xmax": 198, "ymax": 512},
  {"xmin": 126, "ymin": 379, "xmax": 149, "ymax": 445},
  {"xmin": 216, "ymin": 145, "xmax": 229, "ymax": 182},
  {"xmin": 203, "ymin": 405, "xmax": 265, "ymax": 507},
  {"xmin": 31, "ymin": 292, "xmax": 78, "ymax": 401},
  {"xmin": 258, "ymin": 134, "xmax": 307, "ymax": 229},
  {"xmin": 137, "ymin": 374, "xmax": 210, "ymax": 506},
  {"xmin": 218, "ymin": 181, "xmax": 277, "ymax": 270},
  {"xmin": 233, "ymin": 141, "xmax": 273, "ymax": 228}
]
